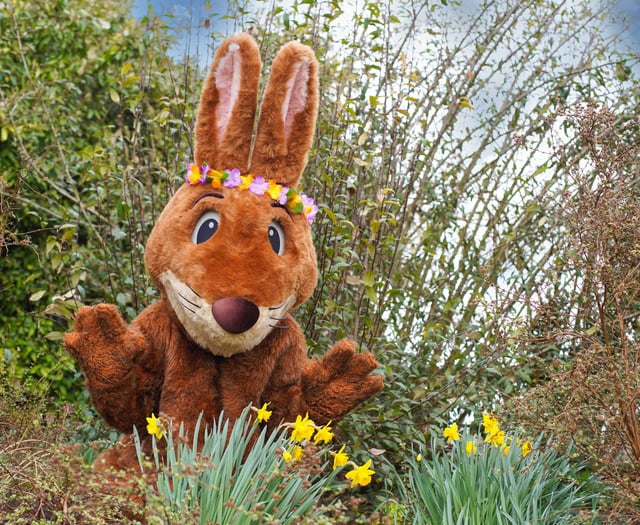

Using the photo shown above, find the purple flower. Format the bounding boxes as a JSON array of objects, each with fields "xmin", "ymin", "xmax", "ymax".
[
  {"xmin": 302, "ymin": 195, "xmax": 318, "ymax": 225},
  {"xmin": 278, "ymin": 186, "xmax": 290, "ymax": 206},
  {"xmin": 249, "ymin": 176, "xmax": 269, "ymax": 196},
  {"xmin": 223, "ymin": 168, "xmax": 241, "ymax": 188}
]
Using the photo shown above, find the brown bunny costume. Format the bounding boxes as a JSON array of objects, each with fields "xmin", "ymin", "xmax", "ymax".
[{"xmin": 64, "ymin": 33, "xmax": 383, "ymax": 472}]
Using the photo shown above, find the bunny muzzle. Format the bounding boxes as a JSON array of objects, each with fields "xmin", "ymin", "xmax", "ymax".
[{"xmin": 159, "ymin": 269, "xmax": 294, "ymax": 357}]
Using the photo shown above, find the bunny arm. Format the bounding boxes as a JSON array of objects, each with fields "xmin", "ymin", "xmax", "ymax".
[
  {"xmin": 260, "ymin": 318, "xmax": 384, "ymax": 428},
  {"xmin": 64, "ymin": 302, "xmax": 167, "ymax": 433}
]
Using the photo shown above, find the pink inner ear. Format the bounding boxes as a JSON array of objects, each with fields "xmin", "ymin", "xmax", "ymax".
[
  {"xmin": 215, "ymin": 43, "xmax": 242, "ymax": 144},
  {"xmin": 282, "ymin": 59, "xmax": 310, "ymax": 140}
]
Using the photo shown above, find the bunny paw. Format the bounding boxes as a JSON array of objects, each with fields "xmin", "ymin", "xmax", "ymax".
[{"xmin": 301, "ymin": 339, "xmax": 383, "ymax": 423}]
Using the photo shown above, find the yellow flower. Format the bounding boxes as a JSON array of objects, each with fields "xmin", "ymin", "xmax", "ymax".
[
  {"xmin": 239, "ymin": 174, "xmax": 254, "ymax": 190},
  {"xmin": 209, "ymin": 169, "xmax": 224, "ymax": 188},
  {"xmin": 521, "ymin": 440, "xmax": 533, "ymax": 457},
  {"xmin": 283, "ymin": 449, "xmax": 293, "ymax": 462},
  {"xmin": 186, "ymin": 164, "xmax": 203, "ymax": 184},
  {"xmin": 146, "ymin": 413, "xmax": 164, "ymax": 440},
  {"xmin": 465, "ymin": 440, "xmax": 477, "ymax": 455},
  {"xmin": 290, "ymin": 413, "xmax": 315, "ymax": 443},
  {"xmin": 416, "ymin": 454, "xmax": 422, "ymax": 462},
  {"xmin": 266, "ymin": 180, "xmax": 283, "ymax": 200},
  {"xmin": 486, "ymin": 429, "xmax": 505, "ymax": 447},
  {"xmin": 293, "ymin": 445, "xmax": 304, "ymax": 461},
  {"xmin": 502, "ymin": 445, "xmax": 511, "ymax": 455},
  {"xmin": 332, "ymin": 444, "xmax": 349, "ymax": 470},
  {"xmin": 345, "ymin": 459, "xmax": 375, "ymax": 488},
  {"xmin": 253, "ymin": 402, "xmax": 272, "ymax": 423},
  {"xmin": 482, "ymin": 413, "xmax": 500, "ymax": 436},
  {"xmin": 313, "ymin": 423, "xmax": 334, "ymax": 445},
  {"xmin": 443, "ymin": 422, "xmax": 460, "ymax": 443}
]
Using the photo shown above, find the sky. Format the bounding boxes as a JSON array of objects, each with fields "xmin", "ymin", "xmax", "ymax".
[{"xmin": 131, "ymin": 0, "xmax": 640, "ymax": 66}]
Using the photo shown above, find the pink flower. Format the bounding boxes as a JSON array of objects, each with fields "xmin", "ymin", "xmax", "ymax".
[
  {"xmin": 223, "ymin": 168, "xmax": 241, "ymax": 188},
  {"xmin": 249, "ymin": 176, "xmax": 269, "ymax": 196}
]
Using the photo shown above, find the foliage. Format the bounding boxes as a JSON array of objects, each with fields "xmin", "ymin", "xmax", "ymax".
[
  {"xmin": 405, "ymin": 415, "xmax": 602, "ymax": 524},
  {"xmin": 135, "ymin": 407, "xmax": 377, "ymax": 524},
  {"xmin": 511, "ymin": 102, "xmax": 640, "ymax": 519},
  {"xmin": 237, "ymin": 0, "xmax": 640, "ymax": 465},
  {"xmin": 0, "ymin": 0, "xmax": 198, "ymax": 402},
  {"xmin": 0, "ymin": 378, "xmax": 133, "ymax": 524}
]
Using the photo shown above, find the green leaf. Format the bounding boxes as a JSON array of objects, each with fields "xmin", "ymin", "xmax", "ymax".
[{"xmin": 29, "ymin": 290, "xmax": 46, "ymax": 302}]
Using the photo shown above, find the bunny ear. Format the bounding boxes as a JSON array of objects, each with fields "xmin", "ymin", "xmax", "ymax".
[
  {"xmin": 195, "ymin": 33, "xmax": 261, "ymax": 171},
  {"xmin": 249, "ymin": 42, "xmax": 319, "ymax": 187}
]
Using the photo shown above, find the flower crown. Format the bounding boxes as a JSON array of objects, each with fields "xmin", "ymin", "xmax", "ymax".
[{"xmin": 185, "ymin": 164, "xmax": 318, "ymax": 225}]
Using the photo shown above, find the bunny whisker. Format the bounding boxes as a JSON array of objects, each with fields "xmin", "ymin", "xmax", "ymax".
[
  {"xmin": 269, "ymin": 298, "xmax": 291, "ymax": 311},
  {"xmin": 179, "ymin": 301, "xmax": 197, "ymax": 315},
  {"xmin": 186, "ymin": 285, "xmax": 201, "ymax": 298},
  {"xmin": 268, "ymin": 323, "xmax": 289, "ymax": 329},
  {"xmin": 179, "ymin": 292, "xmax": 201, "ymax": 309}
]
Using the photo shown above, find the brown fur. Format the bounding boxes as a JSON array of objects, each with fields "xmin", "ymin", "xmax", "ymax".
[{"xmin": 64, "ymin": 33, "xmax": 383, "ymax": 475}]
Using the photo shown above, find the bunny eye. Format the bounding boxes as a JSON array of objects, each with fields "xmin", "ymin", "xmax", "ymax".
[
  {"xmin": 192, "ymin": 211, "xmax": 220, "ymax": 245},
  {"xmin": 268, "ymin": 221, "xmax": 285, "ymax": 256}
]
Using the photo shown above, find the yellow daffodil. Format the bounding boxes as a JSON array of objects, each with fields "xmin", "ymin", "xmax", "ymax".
[
  {"xmin": 502, "ymin": 445, "xmax": 511, "ymax": 455},
  {"xmin": 283, "ymin": 449, "xmax": 293, "ymax": 462},
  {"xmin": 313, "ymin": 423, "xmax": 334, "ymax": 445},
  {"xmin": 332, "ymin": 444, "xmax": 349, "ymax": 470},
  {"xmin": 521, "ymin": 440, "xmax": 533, "ymax": 457},
  {"xmin": 465, "ymin": 440, "xmax": 477, "ymax": 455},
  {"xmin": 290, "ymin": 413, "xmax": 316, "ymax": 443},
  {"xmin": 443, "ymin": 422, "xmax": 460, "ymax": 443},
  {"xmin": 253, "ymin": 402, "xmax": 272, "ymax": 423},
  {"xmin": 345, "ymin": 459, "xmax": 375, "ymax": 488},
  {"xmin": 416, "ymin": 454, "xmax": 422, "ymax": 462},
  {"xmin": 482, "ymin": 413, "xmax": 500, "ymax": 436},
  {"xmin": 293, "ymin": 445, "xmax": 304, "ymax": 461},
  {"xmin": 146, "ymin": 413, "xmax": 164, "ymax": 440},
  {"xmin": 486, "ymin": 429, "xmax": 505, "ymax": 447}
]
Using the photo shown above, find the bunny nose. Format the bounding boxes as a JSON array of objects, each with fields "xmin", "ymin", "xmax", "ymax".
[{"xmin": 211, "ymin": 297, "xmax": 260, "ymax": 334}]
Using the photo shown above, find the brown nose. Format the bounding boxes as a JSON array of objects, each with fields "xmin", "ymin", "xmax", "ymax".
[{"xmin": 211, "ymin": 297, "xmax": 259, "ymax": 334}]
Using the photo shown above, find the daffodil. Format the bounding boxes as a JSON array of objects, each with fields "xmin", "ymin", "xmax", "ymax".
[
  {"xmin": 332, "ymin": 444, "xmax": 349, "ymax": 470},
  {"xmin": 292, "ymin": 445, "xmax": 304, "ymax": 461},
  {"xmin": 290, "ymin": 413, "xmax": 315, "ymax": 443},
  {"xmin": 253, "ymin": 402, "xmax": 272, "ymax": 423},
  {"xmin": 416, "ymin": 453, "xmax": 422, "ymax": 462},
  {"xmin": 283, "ymin": 449, "xmax": 293, "ymax": 462},
  {"xmin": 146, "ymin": 413, "xmax": 164, "ymax": 440},
  {"xmin": 486, "ymin": 429, "xmax": 505, "ymax": 447},
  {"xmin": 443, "ymin": 422, "xmax": 460, "ymax": 443},
  {"xmin": 313, "ymin": 423, "xmax": 334, "ymax": 445},
  {"xmin": 465, "ymin": 440, "xmax": 477, "ymax": 455},
  {"xmin": 482, "ymin": 413, "xmax": 500, "ymax": 436},
  {"xmin": 345, "ymin": 459, "xmax": 375, "ymax": 488},
  {"xmin": 521, "ymin": 440, "xmax": 533, "ymax": 457}
]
